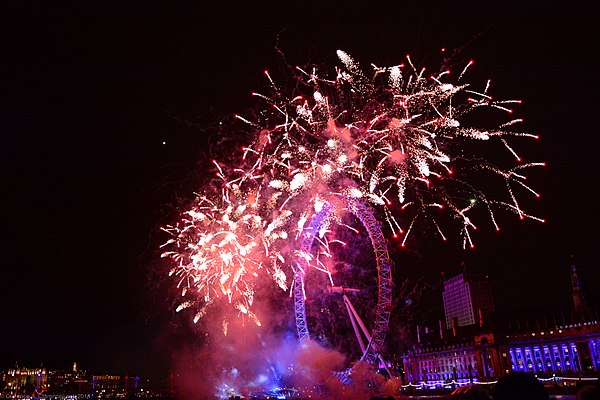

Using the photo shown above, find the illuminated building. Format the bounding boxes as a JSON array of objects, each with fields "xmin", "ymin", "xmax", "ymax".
[
  {"xmin": 92, "ymin": 374, "xmax": 121, "ymax": 390},
  {"xmin": 2, "ymin": 366, "xmax": 47, "ymax": 394},
  {"xmin": 402, "ymin": 338, "xmax": 483, "ymax": 383},
  {"xmin": 497, "ymin": 320, "xmax": 600, "ymax": 375},
  {"xmin": 45, "ymin": 362, "xmax": 91, "ymax": 394},
  {"xmin": 402, "ymin": 262, "xmax": 600, "ymax": 386},
  {"xmin": 498, "ymin": 258, "xmax": 600, "ymax": 375},
  {"xmin": 1, "ymin": 365, "xmax": 150, "ymax": 397}
]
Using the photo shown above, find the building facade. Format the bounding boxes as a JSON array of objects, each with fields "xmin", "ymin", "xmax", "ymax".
[
  {"xmin": 495, "ymin": 321, "xmax": 600, "ymax": 375},
  {"xmin": 442, "ymin": 273, "xmax": 494, "ymax": 329},
  {"xmin": 2, "ymin": 367, "xmax": 47, "ymax": 395},
  {"xmin": 402, "ymin": 316, "xmax": 600, "ymax": 385},
  {"xmin": 403, "ymin": 266, "xmax": 600, "ymax": 385},
  {"xmin": 402, "ymin": 340, "xmax": 486, "ymax": 384}
]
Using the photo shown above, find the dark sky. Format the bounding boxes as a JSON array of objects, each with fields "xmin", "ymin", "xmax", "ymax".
[{"xmin": 1, "ymin": 8, "xmax": 599, "ymax": 378}]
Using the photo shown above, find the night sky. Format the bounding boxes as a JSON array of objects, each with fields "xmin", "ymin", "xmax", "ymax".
[{"xmin": 2, "ymin": 8, "xmax": 599, "ymax": 378}]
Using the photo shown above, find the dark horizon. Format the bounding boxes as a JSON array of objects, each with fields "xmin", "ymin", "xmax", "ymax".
[{"xmin": 2, "ymin": 10, "xmax": 598, "ymax": 378}]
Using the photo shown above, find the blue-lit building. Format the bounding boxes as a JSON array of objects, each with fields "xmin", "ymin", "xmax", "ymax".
[
  {"xmin": 401, "ymin": 261, "xmax": 600, "ymax": 385},
  {"xmin": 501, "ymin": 322, "xmax": 600, "ymax": 374}
]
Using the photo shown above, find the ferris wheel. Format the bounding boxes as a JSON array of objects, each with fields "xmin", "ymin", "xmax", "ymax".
[{"xmin": 292, "ymin": 196, "xmax": 394, "ymax": 381}]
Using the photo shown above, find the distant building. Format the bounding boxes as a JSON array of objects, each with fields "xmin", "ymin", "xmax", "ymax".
[
  {"xmin": 496, "ymin": 320, "xmax": 600, "ymax": 375},
  {"xmin": 46, "ymin": 368, "xmax": 90, "ymax": 394},
  {"xmin": 402, "ymin": 335, "xmax": 484, "ymax": 383},
  {"xmin": 2, "ymin": 366, "xmax": 47, "ymax": 395},
  {"xmin": 1, "ymin": 364, "xmax": 151, "ymax": 398},
  {"xmin": 403, "ymin": 318, "xmax": 600, "ymax": 384},
  {"xmin": 402, "ymin": 262, "xmax": 600, "ymax": 385},
  {"xmin": 92, "ymin": 374, "xmax": 121, "ymax": 390},
  {"xmin": 442, "ymin": 273, "xmax": 495, "ymax": 329}
]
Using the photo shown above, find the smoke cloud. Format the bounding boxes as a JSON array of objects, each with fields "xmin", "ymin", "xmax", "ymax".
[{"xmin": 169, "ymin": 291, "xmax": 400, "ymax": 399}]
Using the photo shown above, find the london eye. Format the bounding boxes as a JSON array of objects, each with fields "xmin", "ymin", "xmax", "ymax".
[{"xmin": 292, "ymin": 196, "xmax": 393, "ymax": 381}]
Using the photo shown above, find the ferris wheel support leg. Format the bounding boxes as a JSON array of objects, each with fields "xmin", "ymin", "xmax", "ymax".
[
  {"xmin": 344, "ymin": 295, "xmax": 393, "ymax": 378},
  {"xmin": 344, "ymin": 296, "xmax": 367, "ymax": 354},
  {"xmin": 343, "ymin": 294, "xmax": 372, "ymax": 342}
]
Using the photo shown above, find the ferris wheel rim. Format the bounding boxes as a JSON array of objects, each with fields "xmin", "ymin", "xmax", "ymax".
[{"xmin": 292, "ymin": 195, "xmax": 393, "ymax": 367}]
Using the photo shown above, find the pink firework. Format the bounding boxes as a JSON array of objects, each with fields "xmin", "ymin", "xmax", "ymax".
[{"xmin": 163, "ymin": 50, "xmax": 543, "ymax": 324}]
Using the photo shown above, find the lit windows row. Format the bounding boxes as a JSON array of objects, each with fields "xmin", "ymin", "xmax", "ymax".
[{"xmin": 509, "ymin": 343, "xmax": 580, "ymax": 373}]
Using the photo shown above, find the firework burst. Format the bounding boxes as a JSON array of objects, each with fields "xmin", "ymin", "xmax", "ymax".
[
  {"xmin": 237, "ymin": 50, "xmax": 544, "ymax": 249},
  {"xmin": 163, "ymin": 50, "xmax": 543, "ymax": 324},
  {"xmin": 161, "ymin": 168, "xmax": 289, "ymax": 327}
]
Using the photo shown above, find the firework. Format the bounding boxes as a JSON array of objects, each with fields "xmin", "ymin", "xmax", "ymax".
[
  {"xmin": 163, "ymin": 50, "xmax": 543, "ymax": 324},
  {"xmin": 161, "ymin": 168, "xmax": 289, "ymax": 326},
  {"xmin": 237, "ymin": 50, "xmax": 544, "ymax": 249}
]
